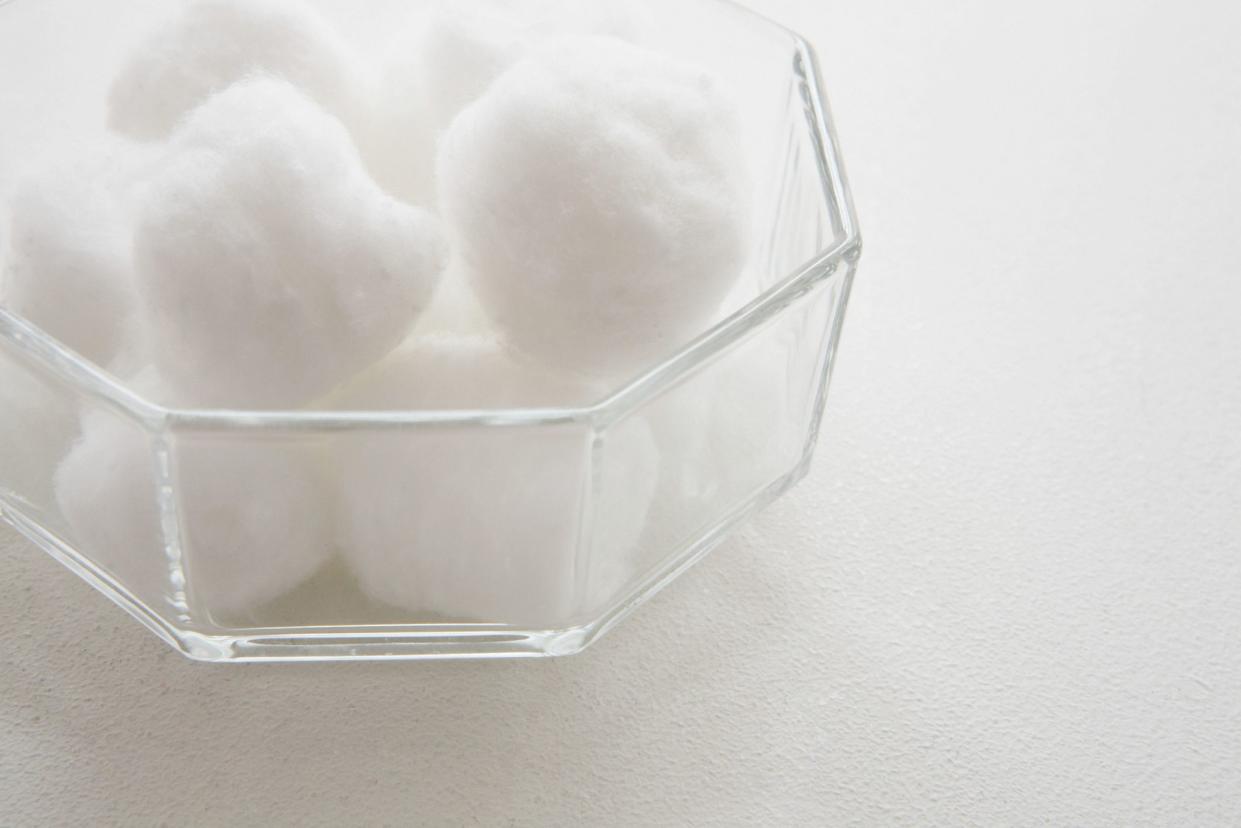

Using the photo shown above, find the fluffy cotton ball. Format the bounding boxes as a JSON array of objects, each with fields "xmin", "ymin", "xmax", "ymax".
[
  {"xmin": 438, "ymin": 36, "xmax": 751, "ymax": 382},
  {"xmin": 54, "ymin": 408, "xmax": 169, "ymax": 608},
  {"xmin": 0, "ymin": 356, "xmax": 77, "ymax": 511},
  {"xmin": 1, "ymin": 151, "xmax": 141, "ymax": 366},
  {"xmin": 361, "ymin": 0, "xmax": 646, "ymax": 205},
  {"xmin": 329, "ymin": 334, "xmax": 660, "ymax": 627},
  {"xmin": 132, "ymin": 78, "xmax": 447, "ymax": 408},
  {"xmin": 54, "ymin": 375, "xmax": 333, "ymax": 618},
  {"xmin": 107, "ymin": 0, "xmax": 366, "ymax": 141}
]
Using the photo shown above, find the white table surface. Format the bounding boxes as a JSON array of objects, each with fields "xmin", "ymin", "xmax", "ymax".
[{"xmin": 4, "ymin": 0, "xmax": 1241, "ymax": 824}]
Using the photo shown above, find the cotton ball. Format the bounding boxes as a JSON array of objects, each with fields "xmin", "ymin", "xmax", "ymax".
[
  {"xmin": 329, "ymin": 334, "xmax": 659, "ymax": 627},
  {"xmin": 53, "ymin": 408, "xmax": 171, "ymax": 608},
  {"xmin": 439, "ymin": 36, "xmax": 751, "ymax": 382},
  {"xmin": 107, "ymin": 0, "xmax": 366, "ymax": 142},
  {"xmin": 1, "ymin": 151, "xmax": 140, "ymax": 366},
  {"xmin": 0, "ymin": 356, "xmax": 77, "ymax": 511},
  {"xmin": 361, "ymin": 0, "xmax": 646, "ymax": 205},
  {"xmin": 54, "ymin": 374, "xmax": 333, "ymax": 618},
  {"xmin": 133, "ymin": 78, "xmax": 447, "ymax": 409}
]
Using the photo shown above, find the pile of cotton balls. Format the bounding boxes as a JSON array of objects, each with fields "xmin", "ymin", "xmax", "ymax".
[{"xmin": 0, "ymin": 0, "xmax": 752, "ymax": 626}]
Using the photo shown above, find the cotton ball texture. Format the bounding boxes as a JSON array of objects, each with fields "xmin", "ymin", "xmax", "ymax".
[
  {"xmin": 108, "ymin": 0, "xmax": 365, "ymax": 141},
  {"xmin": 133, "ymin": 78, "xmax": 447, "ymax": 408},
  {"xmin": 439, "ymin": 36, "xmax": 751, "ymax": 382},
  {"xmin": 329, "ymin": 334, "xmax": 660, "ymax": 627},
  {"xmin": 2, "ymin": 152, "xmax": 140, "ymax": 366},
  {"xmin": 54, "ymin": 409, "xmax": 170, "ymax": 609},
  {"xmin": 55, "ymin": 378, "xmax": 334, "ymax": 618},
  {"xmin": 361, "ymin": 0, "xmax": 647, "ymax": 205}
]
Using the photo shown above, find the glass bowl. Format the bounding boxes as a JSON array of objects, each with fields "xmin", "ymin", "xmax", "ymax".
[{"xmin": 0, "ymin": 0, "xmax": 860, "ymax": 662}]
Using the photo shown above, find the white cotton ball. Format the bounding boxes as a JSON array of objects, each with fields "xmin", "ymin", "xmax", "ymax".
[
  {"xmin": 132, "ymin": 78, "xmax": 447, "ymax": 409},
  {"xmin": 107, "ymin": 0, "xmax": 366, "ymax": 142},
  {"xmin": 1, "ymin": 151, "xmax": 140, "ymax": 366},
  {"xmin": 329, "ymin": 334, "xmax": 659, "ymax": 627},
  {"xmin": 438, "ymin": 36, "xmax": 751, "ymax": 383},
  {"xmin": 0, "ymin": 357, "xmax": 77, "ymax": 512},
  {"xmin": 54, "ymin": 375, "xmax": 333, "ymax": 618},
  {"xmin": 360, "ymin": 0, "xmax": 646, "ymax": 205}
]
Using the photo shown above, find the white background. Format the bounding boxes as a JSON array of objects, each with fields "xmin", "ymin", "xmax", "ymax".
[{"xmin": 3, "ymin": 0, "xmax": 1241, "ymax": 824}]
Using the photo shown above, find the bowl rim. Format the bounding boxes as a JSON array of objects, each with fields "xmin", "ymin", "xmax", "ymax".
[{"xmin": 0, "ymin": 27, "xmax": 860, "ymax": 433}]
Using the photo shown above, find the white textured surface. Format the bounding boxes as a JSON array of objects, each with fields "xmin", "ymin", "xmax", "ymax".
[
  {"xmin": 3, "ymin": 0, "xmax": 1241, "ymax": 824},
  {"xmin": 439, "ymin": 34, "xmax": 749, "ymax": 380},
  {"xmin": 133, "ymin": 76, "xmax": 446, "ymax": 408}
]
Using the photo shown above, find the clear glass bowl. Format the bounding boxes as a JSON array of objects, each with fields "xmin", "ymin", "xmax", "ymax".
[{"xmin": 0, "ymin": 0, "xmax": 860, "ymax": 661}]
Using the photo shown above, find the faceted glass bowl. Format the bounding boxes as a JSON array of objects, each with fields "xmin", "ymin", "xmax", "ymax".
[{"xmin": 0, "ymin": 0, "xmax": 860, "ymax": 661}]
